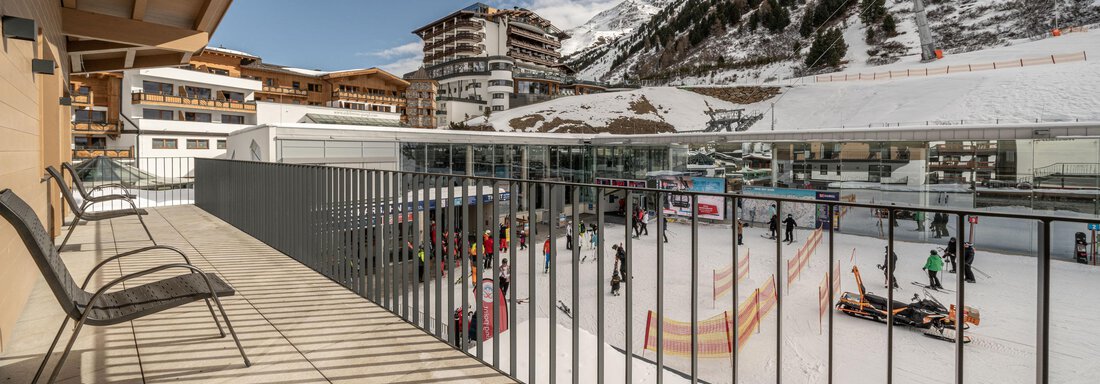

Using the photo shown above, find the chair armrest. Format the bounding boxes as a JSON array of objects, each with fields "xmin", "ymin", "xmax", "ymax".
[
  {"xmin": 86, "ymin": 194, "xmax": 137, "ymax": 204},
  {"xmin": 81, "ymin": 245, "xmax": 193, "ymax": 290},
  {"xmin": 79, "ymin": 195, "xmax": 143, "ymax": 217},
  {"xmin": 88, "ymin": 184, "xmax": 133, "ymax": 197},
  {"xmin": 81, "ymin": 263, "xmax": 223, "ymax": 320}
]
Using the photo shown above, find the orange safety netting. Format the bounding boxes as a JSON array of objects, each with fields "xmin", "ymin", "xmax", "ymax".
[{"xmin": 645, "ymin": 275, "xmax": 777, "ymax": 357}]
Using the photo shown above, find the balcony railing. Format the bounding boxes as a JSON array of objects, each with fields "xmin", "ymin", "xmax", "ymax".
[
  {"xmin": 424, "ymin": 32, "xmax": 485, "ymax": 51},
  {"xmin": 194, "ymin": 158, "xmax": 1098, "ymax": 384},
  {"xmin": 331, "ymin": 91, "xmax": 407, "ymax": 105},
  {"xmin": 260, "ymin": 86, "xmax": 309, "ymax": 97},
  {"xmin": 508, "ymin": 50, "xmax": 560, "ymax": 68},
  {"xmin": 421, "ymin": 20, "xmax": 483, "ymax": 40},
  {"xmin": 132, "ymin": 92, "xmax": 257, "ymax": 112},
  {"xmin": 71, "ymin": 120, "xmax": 121, "ymax": 135},
  {"xmin": 72, "ymin": 147, "xmax": 133, "ymax": 159},
  {"xmin": 424, "ymin": 45, "xmax": 484, "ymax": 62},
  {"xmin": 508, "ymin": 27, "xmax": 561, "ymax": 48},
  {"xmin": 507, "ymin": 39, "xmax": 561, "ymax": 58}
]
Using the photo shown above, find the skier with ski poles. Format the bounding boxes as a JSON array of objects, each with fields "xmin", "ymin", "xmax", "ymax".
[
  {"xmin": 922, "ymin": 249, "xmax": 945, "ymax": 289},
  {"xmin": 882, "ymin": 246, "xmax": 899, "ymax": 289},
  {"xmin": 768, "ymin": 215, "xmax": 778, "ymax": 240},
  {"xmin": 944, "ymin": 237, "xmax": 958, "ymax": 273},
  {"xmin": 963, "ymin": 242, "xmax": 977, "ymax": 283}
]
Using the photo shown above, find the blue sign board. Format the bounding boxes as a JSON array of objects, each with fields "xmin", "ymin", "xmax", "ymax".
[{"xmin": 1089, "ymin": 223, "xmax": 1100, "ymax": 231}]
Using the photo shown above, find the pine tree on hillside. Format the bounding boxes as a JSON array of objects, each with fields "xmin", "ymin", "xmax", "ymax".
[
  {"xmin": 800, "ymin": 2, "xmax": 816, "ymax": 37},
  {"xmin": 882, "ymin": 13, "xmax": 897, "ymax": 36},
  {"xmin": 761, "ymin": 0, "xmax": 791, "ymax": 32},
  {"xmin": 860, "ymin": 0, "xmax": 887, "ymax": 25},
  {"xmin": 805, "ymin": 28, "xmax": 848, "ymax": 69}
]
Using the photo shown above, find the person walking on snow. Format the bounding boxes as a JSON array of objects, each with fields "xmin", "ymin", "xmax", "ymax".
[
  {"xmin": 613, "ymin": 243, "xmax": 627, "ymax": 280},
  {"xmin": 737, "ymin": 218, "xmax": 745, "ymax": 246},
  {"xmin": 768, "ymin": 215, "xmax": 778, "ymax": 240},
  {"xmin": 638, "ymin": 209, "xmax": 649, "ymax": 236},
  {"xmin": 944, "ymin": 237, "xmax": 958, "ymax": 273},
  {"xmin": 499, "ymin": 258, "xmax": 510, "ymax": 298},
  {"xmin": 782, "ymin": 214, "xmax": 797, "ymax": 244},
  {"xmin": 566, "ymin": 222, "xmax": 574, "ymax": 250},
  {"xmin": 543, "ymin": 236, "xmax": 551, "ymax": 273},
  {"xmin": 923, "ymin": 250, "xmax": 945, "ymax": 289},
  {"xmin": 914, "ymin": 211, "xmax": 926, "ymax": 232},
  {"xmin": 882, "ymin": 246, "xmax": 899, "ymax": 289},
  {"xmin": 610, "ymin": 271, "xmax": 622, "ymax": 296}
]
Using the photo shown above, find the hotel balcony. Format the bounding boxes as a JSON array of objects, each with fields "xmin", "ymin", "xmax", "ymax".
[
  {"xmin": 929, "ymin": 160, "xmax": 997, "ymax": 170},
  {"xmin": 424, "ymin": 45, "xmax": 484, "ymax": 62},
  {"xmin": 421, "ymin": 20, "xmax": 484, "ymax": 40},
  {"xmin": 131, "ymin": 92, "xmax": 257, "ymax": 113},
  {"xmin": 506, "ymin": 40, "xmax": 561, "ymax": 59},
  {"xmin": 332, "ymin": 91, "xmax": 407, "ymax": 105},
  {"xmin": 0, "ymin": 204, "xmax": 514, "ymax": 383},
  {"xmin": 508, "ymin": 50, "xmax": 560, "ymax": 68},
  {"xmin": 71, "ymin": 93, "xmax": 94, "ymax": 106},
  {"xmin": 259, "ymin": 86, "xmax": 309, "ymax": 97},
  {"xmin": 71, "ymin": 121, "xmax": 121, "ymax": 136},
  {"xmin": 507, "ymin": 27, "xmax": 561, "ymax": 48},
  {"xmin": 424, "ymin": 32, "xmax": 485, "ymax": 51},
  {"xmin": 932, "ymin": 143, "xmax": 998, "ymax": 155}
]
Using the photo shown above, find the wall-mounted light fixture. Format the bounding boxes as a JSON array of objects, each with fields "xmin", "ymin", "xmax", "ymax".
[
  {"xmin": 31, "ymin": 59, "xmax": 55, "ymax": 75},
  {"xmin": 2, "ymin": 15, "xmax": 36, "ymax": 42},
  {"xmin": 59, "ymin": 97, "xmax": 72, "ymax": 106}
]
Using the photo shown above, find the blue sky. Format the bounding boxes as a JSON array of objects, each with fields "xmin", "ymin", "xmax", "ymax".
[{"xmin": 209, "ymin": 0, "xmax": 619, "ymax": 75}]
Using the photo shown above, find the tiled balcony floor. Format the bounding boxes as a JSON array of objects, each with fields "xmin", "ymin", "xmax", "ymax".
[{"xmin": 0, "ymin": 205, "xmax": 514, "ymax": 383}]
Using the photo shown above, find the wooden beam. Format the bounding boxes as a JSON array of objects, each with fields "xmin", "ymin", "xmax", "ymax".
[
  {"xmin": 124, "ymin": 49, "xmax": 136, "ymax": 68},
  {"xmin": 67, "ymin": 40, "xmax": 140, "ymax": 54},
  {"xmin": 61, "ymin": 8, "xmax": 209, "ymax": 53},
  {"xmin": 132, "ymin": 0, "xmax": 148, "ymax": 21},
  {"xmin": 70, "ymin": 53, "xmax": 83, "ymax": 73},
  {"xmin": 62, "ymin": 0, "xmax": 77, "ymax": 8},
  {"xmin": 193, "ymin": 0, "xmax": 214, "ymax": 30},
  {"xmin": 78, "ymin": 52, "xmax": 184, "ymax": 73}
]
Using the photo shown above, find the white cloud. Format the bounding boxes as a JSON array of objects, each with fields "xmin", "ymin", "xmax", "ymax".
[
  {"xmin": 379, "ymin": 55, "xmax": 425, "ymax": 77},
  {"xmin": 359, "ymin": 42, "xmax": 423, "ymax": 58}
]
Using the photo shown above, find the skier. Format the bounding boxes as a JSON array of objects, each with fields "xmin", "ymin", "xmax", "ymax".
[
  {"xmin": 782, "ymin": 214, "xmax": 797, "ymax": 244},
  {"xmin": 610, "ymin": 271, "xmax": 622, "ymax": 296},
  {"xmin": 662, "ymin": 215, "xmax": 670, "ymax": 243},
  {"xmin": 638, "ymin": 209, "xmax": 649, "ymax": 236},
  {"xmin": 589, "ymin": 227, "xmax": 598, "ymax": 250},
  {"xmin": 768, "ymin": 215, "xmax": 778, "ymax": 240},
  {"xmin": 577, "ymin": 220, "xmax": 587, "ymax": 248},
  {"xmin": 914, "ymin": 211, "xmax": 926, "ymax": 232},
  {"xmin": 543, "ymin": 236, "xmax": 551, "ymax": 273},
  {"xmin": 467, "ymin": 308, "xmax": 479, "ymax": 343},
  {"xmin": 518, "ymin": 227, "xmax": 527, "ymax": 250},
  {"xmin": 737, "ymin": 218, "xmax": 744, "ymax": 246},
  {"xmin": 613, "ymin": 243, "xmax": 627, "ymax": 279},
  {"xmin": 882, "ymin": 246, "xmax": 899, "ymax": 289},
  {"xmin": 417, "ymin": 246, "xmax": 426, "ymax": 282},
  {"xmin": 944, "ymin": 237, "xmax": 958, "ymax": 273},
  {"xmin": 499, "ymin": 258, "xmax": 510, "ymax": 298},
  {"xmin": 483, "ymin": 231, "xmax": 494, "ymax": 269},
  {"xmin": 962, "ymin": 242, "xmax": 976, "ymax": 283},
  {"xmin": 923, "ymin": 250, "xmax": 944, "ymax": 289}
]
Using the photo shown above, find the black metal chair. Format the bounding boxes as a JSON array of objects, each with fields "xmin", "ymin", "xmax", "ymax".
[
  {"xmin": 44, "ymin": 166, "xmax": 154, "ymax": 251},
  {"xmin": 62, "ymin": 161, "xmax": 136, "ymax": 212},
  {"xmin": 0, "ymin": 189, "xmax": 250, "ymax": 384}
]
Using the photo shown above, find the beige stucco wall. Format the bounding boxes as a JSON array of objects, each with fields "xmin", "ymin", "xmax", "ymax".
[{"xmin": 0, "ymin": 0, "xmax": 71, "ymax": 351}]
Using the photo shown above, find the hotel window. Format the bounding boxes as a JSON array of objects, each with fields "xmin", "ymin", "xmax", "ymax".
[
  {"xmin": 222, "ymin": 114, "xmax": 245, "ymax": 124},
  {"xmin": 307, "ymin": 83, "xmax": 322, "ymax": 92},
  {"xmin": 74, "ymin": 109, "xmax": 107, "ymax": 123},
  {"xmin": 308, "ymin": 101, "xmax": 322, "ymax": 106},
  {"xmin": 836, "ymin": 165, "xmax": 842, "ymax": 175},
  {"xmin": 184, "ymin": 112, "xmax": 212, "ymax": 122},
  {"xmin": 209, "ymin": 68, "xmax": 230, "ymax": 76},
  {"xmin": 152, "ymin": 138, "xmax": 177, "ymax": 149},
  {"xmin": 266, "ymin": 78, "xmax": 275, "ymax": 86},
  {"xmin": 184, "ymin": 86, "xmax": 213, "ymax": 99},
  {"xmin": 292, "ymin": 81, "xmax": 301, "ymax": 90},
  {"xmin": 820, "ymin": 164, "xmax": 827, "ymax": 175},
  {"xmin": 492, "ymin": 93, "xmax": 505, "ymax": 99},
  {"xmin": 492, "ymin": 106, "xmax": 504, "ymax": 111},
  {"xmin": 186, "ymin": 139, "xmax": 209, "ymax": 149},
  {"xmin": 76, "ymin": 86, "xmax": 91, "ymax": 95},
  {"xmin": 339, "ymin": 85, "xmax": 359, "ymax": 92},
  {"xmin": 220, "ymin": 91, "xmax": 245, "ymax": 102},
  {"xmin": 217, "ymin": 140, "xmax": 227, "ymax": 149},
  {"xmin": 142, "ymin": 81, "xmax": 173, "ymax": 95},
  {"xmin": 370, "ymin": 105, "xmax": 392, "ymax": 113},
  {"xmin": 292, "ymin": 100, "xmax": 301, "ymax": 105},
  {"xmin": 142, "ymin": 109, "xmax": 174, "ymax": 120}
]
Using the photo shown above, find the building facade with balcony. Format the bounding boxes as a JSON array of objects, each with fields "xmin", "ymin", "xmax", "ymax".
[
  {"xmin": 404, "ymin": 68, "xmax": 439, "ymax": 128},
  {"xmin": 119, "ymin": 66, "xmax": 261, "ymax": 163},
  {"xmin": 413, "ymin": 3, "xmax": 594, "ymax": 127}
]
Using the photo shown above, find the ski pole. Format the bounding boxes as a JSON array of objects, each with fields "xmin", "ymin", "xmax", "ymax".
[{"xmin": 972, "ymin": 266, "xmax": 992, "ymax": 279}]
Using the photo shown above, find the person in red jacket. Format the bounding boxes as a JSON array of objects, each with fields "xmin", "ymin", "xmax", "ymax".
[
  {"xmin": 483, "ymin": 231, "xmax": 495, "ymax": 269},
  {"xmin": 543, "ymin": 237, "xmax": 552, "ymax": 273}
]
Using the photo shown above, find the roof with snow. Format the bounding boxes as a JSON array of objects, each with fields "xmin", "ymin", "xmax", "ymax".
[{"xmin": 202, "ymin": 46, "xmax": 259, "ymax": 59}]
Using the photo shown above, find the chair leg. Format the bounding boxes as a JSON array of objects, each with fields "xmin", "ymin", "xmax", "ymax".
[
  {"xmin": 136, "ymin": 214, "xmax": 156, "ymax": 245},
  {"xmin": 204, "ymin": 299, "xmax": 226, "ymax": 337},
  {"xmin": 56, "ymin": 218, "xmax": 81, "ymax": 252},
  {"xmin": 32, "ymin": 316, "xmax": 70, "ymax": 384},
  {"xmin": 210, "ymin": 294, "xmax": 250, "ymax": 367},
  {"xmin": 46, "ymin": 316, "xmax": 89, "ymax": 384}
]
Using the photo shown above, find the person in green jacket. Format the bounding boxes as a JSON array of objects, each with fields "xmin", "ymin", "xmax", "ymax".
[{"xmin": 922, "ymin": 250, "xmax": 944, "ymax": 289}]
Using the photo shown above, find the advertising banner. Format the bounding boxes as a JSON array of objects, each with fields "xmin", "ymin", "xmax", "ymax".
[
  {"xmin": 479, "ymin": 278, "xmax": 509, "ymax": 341},
  {"xmin": 658, "ymin": 176, "xmax": 726, "ymax": 220}
]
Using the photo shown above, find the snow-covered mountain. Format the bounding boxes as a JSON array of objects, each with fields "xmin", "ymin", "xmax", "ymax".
[
  {"xmin": 562, "ymin": 0, "xmax": 674, "ymax": 58},
  {"xmin": 566, "ymin": 0, "xmax": 1100, "ymax": 85}
]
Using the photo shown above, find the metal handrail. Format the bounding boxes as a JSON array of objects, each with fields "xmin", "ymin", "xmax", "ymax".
[{"xmin": 131, "ymin": 91, "xmax": 256, "ymax": 111}]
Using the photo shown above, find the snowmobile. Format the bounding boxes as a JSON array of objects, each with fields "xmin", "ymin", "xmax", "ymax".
[{"xmin": 836, "ymin": 266, "xmax": 981, "ymax": 343}]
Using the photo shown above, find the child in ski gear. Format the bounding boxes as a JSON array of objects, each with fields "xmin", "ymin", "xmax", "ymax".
[
  {"xmin": 662, "ymin": 216, "xmax": 670, "ymax": 243},
  {"xmin": 783, "ymin": 214, "xmax": 797, "ymax": 243},
  {"xmin": 610, "ymin": 271, "xmax": 622, "ymax": 296},
  {"xmin": 923, "ymin": 250, "xmax": 944, "ymax": 289},
  {"xmin": 518, "ymin": 226, "xmax": 527, "ymax": 250},
  {"xmin": 737, "ymin": 219, "xmax": 745, "ymax": 245},
  {"xmin": 566, "ymin": 222, "xmax": 574, "ymax": 250},
  {"xmin": 615, "ymin": 243, "xmax": 627, "ymax": 278},
  {"xmin": 499, "ymin": 258, "xmax": 510, "ymax": 297},
  {"xmin": 483, "ymin": 232, "xmax": 494, "ymax": 269},
  {"xmin": 589, "ymin": 229, "xmax": 598, "ymax": 250},
  {"xmin": 768, "ymin": 215, "xmax": 778, "ymax": 239},
  {"xmin": 944, "ymin": 238, "xmax": 958, "ymax": 273},
  {"xmin": 543, "ymin": 237, "xmax": 551, "ymax": 273}
]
